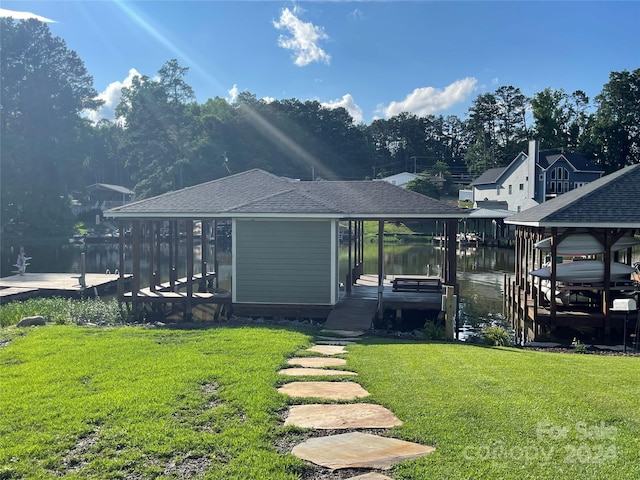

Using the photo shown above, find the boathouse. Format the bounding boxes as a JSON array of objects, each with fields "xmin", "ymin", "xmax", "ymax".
[
  {"xmin": 105, "ymin": 169, "xmax": 467, "ymax": 326},
  {"xmin": 504, "ymin": 164, "xmax": 640, "ymax": 345}
]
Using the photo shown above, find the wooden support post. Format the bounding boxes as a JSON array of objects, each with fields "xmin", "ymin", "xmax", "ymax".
[
  {"xmin": 377, "ymin": 220, "xmax": 384, "ymax": 310},
  {"xmin": 214, "ymin": 220, "xmax": 219, "ymax": 291},
  {"xmin": 132, "ymin": 220, "xmax": 141, "ymax": 318},
  {"xmin": 347, "ymin": 220, "xmax": 352, "ymax": 292},
  {"xmin": 168, "ymin": 221, "xmax": 175, "ymax": 291},
  {"xmin": 201, "ymin": 220, "xmax": 208, "ymax": 292},
  {"xmin": 444, "ymin": 285, "xmax": 455, "ymax": 341},
  {"xmin": 359, "ymin": 221, "xmax": 364, "ymax": 277},
  {"xmin": 445, "ymin": 220, "xmax": 457, "ymax": 285},
  {"xmin": 603, "ymin": 229, "xmax": 613, "ymax": 342},
  {"xmin": 155, "ymin": 220, "xmax": 162, "ymax": 288},
  {"xmin": 186, "ymin": 219, "xmax": 194, "ymax": 321},
  {"xmin": 118, "ymin": 219, "xmax": 125, "ymax": 306},
  {"xmin": 549, "ymin": 227, "xmax": 557, "ymax": 326},
  {"xmin": 148, "ymin": 221, "xmax": 155, "ymax": 292}
]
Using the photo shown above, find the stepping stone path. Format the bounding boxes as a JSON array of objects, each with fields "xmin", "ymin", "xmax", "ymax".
[
  {"xmin": 277, "ymin": 367, "xmax": 357, "ymax": 377},
  {"xmin": 278, "ymin": 329, "xmax": 435, "ymax": 478},
  {"xmin": 284, "ymin": 404, "xmax": 403, "ymax": 429},
  {"xmin": 287, "ymin": 357, "xmax": 347, "ymax": 368},
  {"xmin": 278, "ymin": 381, "xmax": 370, "ymax": 401}
]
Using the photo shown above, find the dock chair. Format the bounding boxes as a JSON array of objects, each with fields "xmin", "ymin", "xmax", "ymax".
[{"xmin": 13, "ymin": 256, "xmax": 31, "ymax": 275}]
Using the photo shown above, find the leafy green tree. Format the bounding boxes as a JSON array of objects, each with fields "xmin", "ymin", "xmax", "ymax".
[
  {"xmin": 1, "ymin": 18, "xmax": 102, "ymax": 236},
  {"xmin": 590, "ymin": 68, "xmax": 640, "ymax": 172},
  {"xmin": 464, "ymin": 86, "xmax": 529, "ymax": 175},
  {"xmin": 531, "ymin": 88, "xmax": 592, "ymax": 151},
  {"xmin": 115, "ymin": 59, "xmax": 196, "ymax": 198},
  {"xmin": 406, "ymin": 176, "xmax": 440, "ymax": 200}
]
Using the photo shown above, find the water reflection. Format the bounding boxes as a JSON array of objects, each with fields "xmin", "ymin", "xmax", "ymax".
[{"xmin": 342, "ymin": 242, "xmax": 514, "ymax": 331}]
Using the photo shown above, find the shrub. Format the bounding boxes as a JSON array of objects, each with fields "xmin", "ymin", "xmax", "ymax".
[
  {"xmin": 0, "ymin": 297, "xmax": 69, "ymax": 327},
  {"xmin": 572, "ymin": 337, "xmax": 587, "ymax": 354},
  {"xmin": 423, "ymin": 320, "xmax": 445, "ymax": 341},
  {"xmin": 482, "ymin": 325, "xmax": 512, "ymax": 346},
  {"xmin": 67, "ymin": 298, "xmax": 126, "ymax": 325},
  {"xmin": 0, "ymin": 297, "xmax": 126, "ymax": 327}
]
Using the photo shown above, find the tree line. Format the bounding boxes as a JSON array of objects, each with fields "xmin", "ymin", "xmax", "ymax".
[{"xmin": 2, "ymin": 18, "xmax": 639, "ymax": 236}]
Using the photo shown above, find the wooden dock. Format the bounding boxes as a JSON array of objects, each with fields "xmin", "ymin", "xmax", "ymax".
[{"xmin": 0, "ymin": 272, "xmax": 127, "ymax": 302}]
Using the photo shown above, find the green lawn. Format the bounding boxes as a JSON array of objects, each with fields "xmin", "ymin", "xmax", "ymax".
[
  {"xmin": 1, "ymin": 326, "xmax": 638, "ymax": 479},
  {"xmin": 0, "ymin": 326, "xmax": 312, "ymax": 479},
  {"xmin": 348, "ymin": 340, "xmax": 640, "ymax": 480}
]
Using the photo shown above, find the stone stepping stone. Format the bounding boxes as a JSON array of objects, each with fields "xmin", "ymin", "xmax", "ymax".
[
  {"xmin": 346, "ymin": 474, "xmax": 393, "ymax": 480},
  {"xmin": 319, "ymin": 329, "xmax": 365, "ymax": 338},
  {"xmin": 291, "ymin": 432, "xmax": 435, "ymax": 470},
  {"xmin": 284, "ymin": 404, "xmax": 403, "ymax": 429},
  {"xmin": 278, "ymin": 368, "xmax": 357, "ymax": 377},
  {"xmin": 278, "ymin": 381, "xmax": 370, "ymax": 400},
  {"xmin": 315, "ymin": 339, "xmax": 356, "ymax": 346},
  {"xmin": 306, "ymin": 345, "xmax": 347, "ymax": 355},
  {"xmin": 287, "ymin": 357, "xmax": 347, "ymax": 368}
]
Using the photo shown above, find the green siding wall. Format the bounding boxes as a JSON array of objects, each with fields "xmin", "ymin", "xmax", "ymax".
[{"xmin": 235, "ymin": 220, "xmax": 333, "ymax": 304}]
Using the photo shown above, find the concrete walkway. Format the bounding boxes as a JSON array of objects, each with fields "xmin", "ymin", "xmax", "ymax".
[{"xmin": 278, "ymin": 330, "xmax": 435, "ymax": 477}]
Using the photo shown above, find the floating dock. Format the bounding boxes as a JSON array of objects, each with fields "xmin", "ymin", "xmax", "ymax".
[{"xmin": 0, "ymin": 272, "xmax": 128, "ymax": 302}]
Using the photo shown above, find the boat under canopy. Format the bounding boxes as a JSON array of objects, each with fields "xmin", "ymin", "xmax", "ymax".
[
  {"xmin": 529, "ymin": 260, "xmax": 636, "ymax": 284},
  {"xmin": 534, "ymin": 233, "xmax": 640, "ymax": 255}
]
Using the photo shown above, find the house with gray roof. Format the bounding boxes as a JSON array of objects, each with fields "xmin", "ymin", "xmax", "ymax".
[
  {"xmin": 106, "ymin": 169, "xmax": 467, "ymax": 320},
  {"xmin": 471, "ymin": 140, "xmax": 603, "ymax": 213},
  {"xmin": 87, "ymin": 183, "xmax": 135, "ymax": 209}
]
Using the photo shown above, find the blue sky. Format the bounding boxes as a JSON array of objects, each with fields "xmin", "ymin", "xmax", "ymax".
[{"xmin": 2, "ymin": 1, "xmax": 639, "ymax": 124}]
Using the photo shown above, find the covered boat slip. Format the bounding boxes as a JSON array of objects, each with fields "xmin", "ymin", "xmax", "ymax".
[
  {"xmin": 505, "ymin": 164, "xmax": 640, "ymax": 344},
  {"xmin": 106, "ymin": 169, "xmax": 465, "ymax": 325}
]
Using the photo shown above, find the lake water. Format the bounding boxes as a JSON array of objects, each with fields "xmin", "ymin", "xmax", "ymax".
[{"xmin": 1, "ymin": 239, "xmax": 514, "ymax": 328}]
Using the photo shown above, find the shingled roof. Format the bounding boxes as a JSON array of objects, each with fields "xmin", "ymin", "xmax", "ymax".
[
  {"xmin": 470, "ymin": 167, "xmax": 506, "ymax": 186},
  {"xmin": 105, "ymin": 169, "xmax": 466, "ymax": 220},
  {"xmin": 539, "ymin": 151, "xmax": 602, "ymax": 172},
  {"xmin": 505, "ymin": 164, "xmax": 640, "ymax": 228}
]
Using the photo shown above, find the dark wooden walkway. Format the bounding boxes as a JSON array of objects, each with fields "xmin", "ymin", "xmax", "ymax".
[
  {"xmin": 324, "ymin": 275, "xmax": 445, "ymax": 331},
  {"xmin": 324, "ymin": 298, "xmax": 378, "ymax": 331}
]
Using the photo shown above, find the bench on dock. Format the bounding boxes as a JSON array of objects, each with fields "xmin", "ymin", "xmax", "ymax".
[{"xmin": 391, "ymin": 276, "xmax": 442, "ymax": 293}]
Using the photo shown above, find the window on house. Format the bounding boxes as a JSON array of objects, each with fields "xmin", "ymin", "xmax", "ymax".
[
  {"xmin": 517, "ymin": 206, "xmax": 521, "ymax": 212},
  {"xmin": 519, "ymin": 184, "xmax": 524, "ymax": 190},
  {"xmin": 508, "ymin": 185, "xmax": 512, "ymax": 194},
  {"xmin": 554, "ymin": 167, "xmax": 568, "ymax": 182},
  {"xmin": 539, "ymin": 174, "xmax": 544, "ymax": 181},
  {"xmin": 496, "ymin": 186, "xmax": 500, "ymax": 195}
]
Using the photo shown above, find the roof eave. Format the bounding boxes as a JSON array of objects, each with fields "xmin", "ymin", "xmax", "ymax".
[
  {"xmin": 105, "ymin": 211, "xmax": 469, "ymax": 220},
  {"xmin": 505, "ymin": 220, "xmax": 640, "ymax": 228}
]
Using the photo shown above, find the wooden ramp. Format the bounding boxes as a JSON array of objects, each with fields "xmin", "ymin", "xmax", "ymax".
[{"xmin": 323, "ymin": 297, "xmax": 378, "ymax": 331}]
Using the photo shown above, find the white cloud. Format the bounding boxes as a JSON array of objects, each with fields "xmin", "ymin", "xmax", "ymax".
[
  {"xmin": 349, "ymin": 9, "xmax": 364, "ymax": 21},
  {"xmin": 0, "ymin": 8, "xmax": 56, "ymax": 23},
  {"xmin": 86, "ymin": 69, "xmax": 141, "ymax": 123},
  {"xmin": 227, "ymin": 84, "xmax": 239, "ymax": 103},
  {"xmin": 378, "ymin": 77, "xmax": 478, "ymax": 118},
  {"xmin": 321, "ymin": 94, "xmax": 364, "ymax": 124},
  {"xmin": 273, "ymin": 6, "xmax": 330, "ymax": 67}
]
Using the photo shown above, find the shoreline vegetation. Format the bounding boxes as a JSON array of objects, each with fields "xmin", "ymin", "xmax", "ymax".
[{"xmin": 0, "ymin": 324, "xmax": 638, "ymax": 479}]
